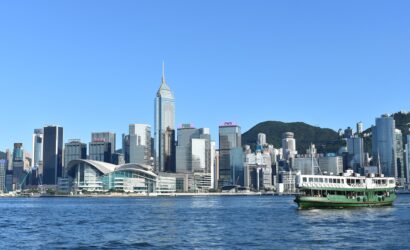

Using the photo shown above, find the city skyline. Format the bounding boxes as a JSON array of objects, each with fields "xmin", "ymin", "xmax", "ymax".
[{"xmin": 1, "ymin": 1, "xmax": 410, "ymax": 154}]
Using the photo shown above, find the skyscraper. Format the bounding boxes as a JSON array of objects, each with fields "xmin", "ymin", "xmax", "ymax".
[
  {"xmin": 176, "ymin": 125, "xmax": 212, "ymax": 173},
  {"xmin": 12, "ymin": 143, "xmax": 24, "ymax": 189},
  {"xmin": 43, "ymin": 125, "xmax": 64, "ymax": 185},
  {"xmin": 89, "ymin": 141, "xmax": 111, "ymax": 163},
  {"xmin": 0, "ymin": 160, "xmax": 6, "ymax": 192},
  {"xmin": 91, "ymin": 132, "xmax": 116, "ymax": 154},
  {"xmin": 346, "ymin": 136, "xmax": 364, "ymax": 172},
  {"xmin": 218, "ymin": 122, "xmax": 242, "ymax": 187},
  {"xmin": 129, "ymin": 124, "xmax": 151, "ymax": 165},
  {"xmin": 154, "ymin": 63, "xmax": 175, "ymax": 172},
  {"xmin": 395, "ymin": 129, "xmax": 404, "ymax": 179},
  {"xmin": 282, "ymin": 132, "xmax": 297, "ymax": 161},
  {"xmin": 32, "ymin": 129, "xmax": 43, "ymax": 169},
  {"xmin": 372, "ymin": 115, "xmax": 397, "ymax": 177},
  {"xmin": 64, "ymin": 140, "xmax": 87, "ymax": 167},
  {"xmin": 257, "ymin": 133, "xmax": 267, "ymax": 146}
]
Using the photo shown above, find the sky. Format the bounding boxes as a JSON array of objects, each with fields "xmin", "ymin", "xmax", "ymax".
[{"xmin": 0, "ymin": 0, "xmax": 409, "ymax": 155}]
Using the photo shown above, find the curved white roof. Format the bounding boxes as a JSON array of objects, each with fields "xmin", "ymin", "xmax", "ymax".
[
  {"xmin": 66, "ymin": 160, "xmax": 158, "ymax": 178},
  {"xmin": 66, "ymin": 159, "xmax": 117, "ymax": 175}
]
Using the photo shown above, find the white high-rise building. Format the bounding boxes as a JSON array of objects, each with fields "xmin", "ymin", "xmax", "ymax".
[
  {"xmin": 154, "ymin": 63, "xmax": 175, "ymax": 172},
  {"xmin": 192, "ymin": 139, "xmax": 206, "ymax": 171},
  {"xmin": 32, "ymin": 129, "xmax": 43, "ymax": 169},
  {"xmin": 356, "ymin": 122, "xmax": 363, "ymax": 134},
  {"xmin": 257, "ymin": 133, "xmax": 267, "ymax": 146},
  {"xmin": 282, "ymin": 132, "xmax": 297, "ymax": 160},
  {"xmin": 129, "ymin": 124, "xmax": 151, "ymax": 165}
]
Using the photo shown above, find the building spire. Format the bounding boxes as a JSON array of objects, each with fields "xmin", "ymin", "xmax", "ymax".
[{"xmin": 162, "ymin": 60, "xmax": 166, "ymax": 84}]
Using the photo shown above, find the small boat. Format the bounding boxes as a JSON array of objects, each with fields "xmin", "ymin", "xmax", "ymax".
[{"xmin": 294, "ymin": 170, "xmax": 397, "ymax": 209}]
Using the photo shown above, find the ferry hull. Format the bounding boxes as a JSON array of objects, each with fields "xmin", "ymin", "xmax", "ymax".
[{"xmin": 295, "ymin": 195, "xmax": 396, "ymax": 209}]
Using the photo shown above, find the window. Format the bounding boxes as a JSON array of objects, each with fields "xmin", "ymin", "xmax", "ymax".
[
  {"xmin": 309, "ymin": 178, "xmax": 313, "ymax": 182},
  {"xmin": 303, "ymin": 177, "xmax": 307, "ymax": 182},
  {"xmin": 314, "ymin": 178, "xmax": 318, "ymax": 182},
  {"xmin": 319, "ymin": 178, "xmax": 323, "ymax": 183},
  {"xmin": 325, "ymin": 179, "xmax": 328, "ymax": 183}
]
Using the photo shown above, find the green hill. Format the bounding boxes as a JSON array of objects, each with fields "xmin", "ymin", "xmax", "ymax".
[{"xmin": 242, "ymin": 121, "xmax": 344, "ymax": 154}]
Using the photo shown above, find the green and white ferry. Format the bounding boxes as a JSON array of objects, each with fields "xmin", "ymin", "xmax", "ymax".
[{"xmin": 294, "ymin": 170, "xmax": 397, "ymax": 209}]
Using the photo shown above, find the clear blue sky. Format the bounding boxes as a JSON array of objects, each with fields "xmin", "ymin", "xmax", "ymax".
[{"xmin": 1, "ymin": 1, "xmax": 409, "ymax": 155}]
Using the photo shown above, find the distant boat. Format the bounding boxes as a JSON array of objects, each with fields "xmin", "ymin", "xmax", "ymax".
[{"xmin": 294, "ymin": 170, "xmax": 397, "ymax": 209}]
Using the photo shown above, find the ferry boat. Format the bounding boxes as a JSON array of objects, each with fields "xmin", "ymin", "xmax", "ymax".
[{"xmin": 294, "ymin": 170, "xmax": 397, "ymax": 209}]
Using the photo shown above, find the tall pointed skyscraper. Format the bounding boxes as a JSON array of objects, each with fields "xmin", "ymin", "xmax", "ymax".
[{"xmin": 155, "ymin": 63, "xmax": 175, "ymax": 172}]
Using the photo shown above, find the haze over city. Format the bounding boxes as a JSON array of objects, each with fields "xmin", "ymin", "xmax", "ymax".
[{"xmin": 1, "ymin": 1, "xmax": 409, "ymax": 154}]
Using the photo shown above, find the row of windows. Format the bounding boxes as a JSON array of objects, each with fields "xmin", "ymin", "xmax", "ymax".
[{"xmin": 303, "ymin": 177, "xmax": 345, "ymax": 184}]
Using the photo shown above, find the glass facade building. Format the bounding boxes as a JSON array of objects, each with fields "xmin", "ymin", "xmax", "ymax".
[
  {"xmin": 129, "ymin": 124, "xmax": 151, "ymax": 165},
  {"xmin": 372, "ymin": 115, "xmax": 397, "ymax": 177},
  {"xmin": 218, "ymin": 123, "xmax": 242, "ymax": 187},
  {"xmin": 43, "ymin": 125, "xmax": 64, "ymax": 185},
  {"xmin": 66, "ymin": 160, "xmax": 175, "ymax": 193},
  {"xmin": 154, "ymin": 66, "xmax": 175, "ymax": 172}
]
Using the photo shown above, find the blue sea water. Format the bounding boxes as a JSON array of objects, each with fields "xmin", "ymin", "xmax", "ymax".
[{"xmin": 1, "ymin": 195, "xmax": 410, "ymax": 249}]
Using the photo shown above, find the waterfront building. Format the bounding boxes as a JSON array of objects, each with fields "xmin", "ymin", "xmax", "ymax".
[
  {"xmin": 210, "ymin": 141, "xmax": 216, "ymax": 189},
  {"xmin": 12, "ymin": 143, "xmax": 24, "ymax": 189},
  {"xmin": 282, "ymin": 132, "xmax": 297, "ymax": 161},
  {"xmin": 405, "ymin": 135, "xmax": 410, "ymax": 187},
  {"xmin": 89, "ymin": 141, "xmax": 112, "ymax": 163},
  {"xmin": 176, "ymin": 125, "xmax": 212, "ymax": 174},
  {"xmin": 32, "ymin": 129, "xmax": 43, "ymax": 170},
  {"xmin": 66, "ymin": 160, "xmax": 175, "ymax": 193},
  {"xmin": 64, "ymin": 139, "xmax": 87, "ymax": 169},
  {"xmin": 154, "ymin": 64, "xmax": 175, "ymax": 172},
  {"xmin": 395, "ymin": 129, "xmax": 405, "ymax": 181},
  {"xmin": 43, "ymin": 125, "xmax": 64, "ymax": 185},
  {"xmin": 293, "ymin": 157, "xmax": 319, "ymax": 175},
  {"xmin": 372, "ymin": 115, "xmax": 397, "ymax": 177},
  {"xmin": 129, "ymin": 124, "xmax": 151, "ymax": 165},
  {"xmin": 318, "ymin": 155, "xmax": 344, "ymax": 175},
  {"xmin": 278, "ymin": 171, "xmax": 299, "ymax": 193},
  {"xmin": 244, "ymin": 151, "xmax": 273, "ymax": 191},
  {"xmin": 0, "ymin": 160, "xmax": 6, "ymax": 192},
  {"xmin": 346, "ymin": 136, "xmax": 364, "ymax": 173},
  {"xmin": 91, "ymin": 132, "xmax": 116, "ymax": 154},
  {"xmin": 218, "ymin": 122, "xmax": 242, "ymax": 187}
]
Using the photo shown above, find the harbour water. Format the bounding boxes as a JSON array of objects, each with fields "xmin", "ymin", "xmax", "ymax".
[{"xmin": 1, "ymin": 195, "xmax": 410, "ymax": 249}]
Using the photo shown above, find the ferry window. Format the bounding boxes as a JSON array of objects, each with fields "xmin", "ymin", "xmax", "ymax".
[
  {"xmin": 336, "ymin": 179, "xmax": 340, "ymax": 184},
  {"xmin": 319, "ymin": 178, "xmax": 323, "ymax": 183},
  {"xmin": 303, "ymin": 177, "xmax": 307, "ymax": 182},
  {"xmin": 325, "ymin": 179, "xmax": 328, "ymax": 183},
  {"xmin": 329, "ymin": 179, "xmax": 333, "ymax": 183},
  {"xmin": 309, "ymin": 178, "xmax": 313, "ymax": 182},
  {"xmin": 389, "ymin": 180, "xmax": 394, "ymax": 184},
  {"xmin": 333, "ymin": 179, "xmax": 337, "ymax": 183},
  {"xmin": 341, "ymin": 179, "xmax": 344, "ymax": 184},
  {"xmin": 314, "ymin": 178, "xmax": 318, "ymax": 182}
]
